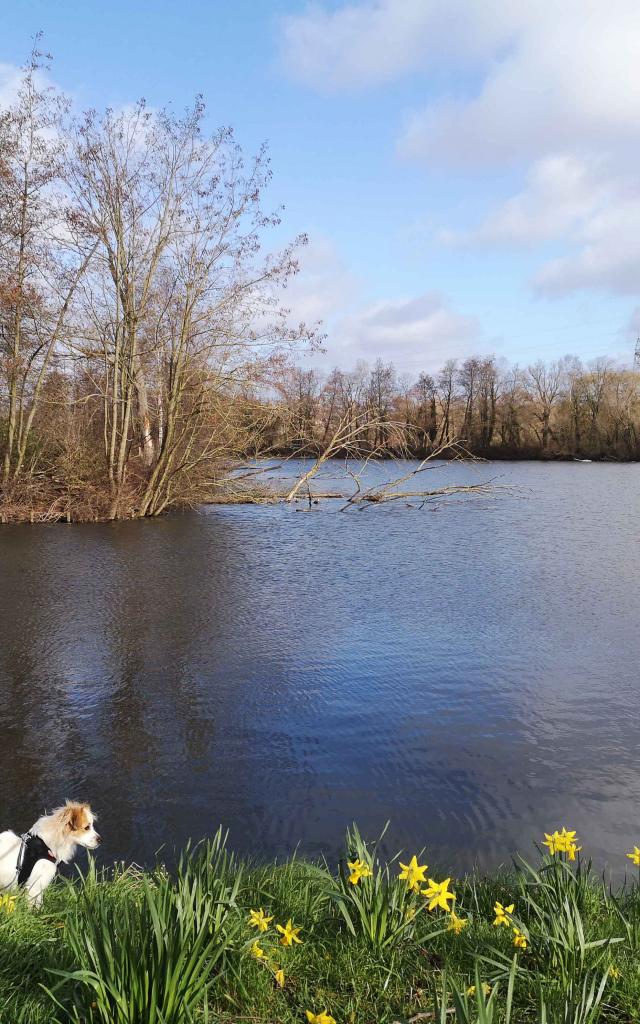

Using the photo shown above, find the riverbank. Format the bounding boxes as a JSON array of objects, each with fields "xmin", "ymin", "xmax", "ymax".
[
  {"xmin": 1, "ymin": 448, "xmax": 635, "ymax": 523},
  {"xmin": 1, "ymin": 827, "xmax": 638, "ymax": 1024},
  {"xmin": 271, "ymin": 444, "xmax": 634, "ymax": 463}
]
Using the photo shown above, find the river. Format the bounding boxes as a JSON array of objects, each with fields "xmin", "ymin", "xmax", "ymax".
[{"xmin": 0, "ymin": 459, "xmax": 638, "ymax": 877}]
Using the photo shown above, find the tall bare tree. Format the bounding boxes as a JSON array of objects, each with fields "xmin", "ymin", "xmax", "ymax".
[
  {"xmin": 0, "ymin": 44, "xmax": 92, "ymax": 485},
  {"xmin": 66, "ymin": 100, "xmax": 313, "ymax": 517},
  {"xmin": 525, "ymin": 360, "xmax": 565, "ymax": 451}
]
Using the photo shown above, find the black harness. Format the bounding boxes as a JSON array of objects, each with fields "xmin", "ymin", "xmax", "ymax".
[{"xmin": 16, "ymin": 833, "xmax": 57, "ymax": 886}]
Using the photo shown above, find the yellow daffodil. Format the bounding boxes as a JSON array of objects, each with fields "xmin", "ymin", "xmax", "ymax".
[
  {"xmin": 248, "ymin": 908, "xmax": 273, "ymax": 932},
  {"xmin": 0, "ymin": 894, "xmax": 16, "ymax": 914},
  {"xmin": 513, "ymin": 927, "xmax": 528, "ymax": 950},
  {"xmin": 250, "ymin": 941, "xmax": 266, "ymax": 959},
  {"xmin": 398, "ymin": 855, "xmax": 428, "ymax": 892},
  {"xmin": 558, "ymin": 828, "xmax": 581, "ymax": 859},
  {"xmin": 493, "ymin": 901, "xmax": 515, "ymax": 927},
  {"xmin": 626, "ymin": 846, "xmax": 640, "ymax": 866},
  {"xmin": 347, "ymin": 858, "xmax": 372, "ymax": 884},
  {"xmin": 306, "ymin": 1011, "xmax": 336, "ymax": 1024},
  {"xmin": 274, "ymin": 968, "xmax": 285, "ymax": 987},
  {"xmin": 543, "ymin": 832, "xmax": 559, "ymax": 855},
  {"xmin": 448, "ymin": 910, "xmax": 468, "ymax": 934},
  {"xmin": 466, "ymin": 983, "xmax": 491, "ymax": 997},
  {"xmin": 277, "ymin": 919, "xmax": 303, "ymax": 947},
  {"xmin": 557, "ymin": 827, "xmax": 578, "ymax": 847},
  {"xmin": 609, "ymin": 965, "xmax": 621, "ymax": 979},
  {"xmin": 421, "ymin": 877, "xmax": 456, "ymax": 912},
  {"xmin": 543, "ymin": 828, "xmax": 581, "ymax": 859}
]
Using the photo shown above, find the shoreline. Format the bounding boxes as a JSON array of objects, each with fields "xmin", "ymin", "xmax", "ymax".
[
  {"xmin": 2, "ymin": 829, "xmax": 638, "ymax": 1023},
  {"xmin": 1, "ymin": 454, "xmax": 637, "ymax": 524},
  {"xmin": 269, "ymin": 448, "xmax": 636, "ymax": 463}
]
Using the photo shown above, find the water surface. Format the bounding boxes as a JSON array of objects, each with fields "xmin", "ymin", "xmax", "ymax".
[{"xmin": 0, "ymin": 460, "xmax": 638, "ymax": 877}]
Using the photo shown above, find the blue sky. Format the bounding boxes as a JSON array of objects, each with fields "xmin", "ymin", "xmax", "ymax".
[{"xmin": 2, "ymin": 0, "xmax": 638, "ymax": 374}]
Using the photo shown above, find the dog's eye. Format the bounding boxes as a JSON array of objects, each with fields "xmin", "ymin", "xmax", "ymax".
[{"xmin": 84, "ymin": 825, "xmax": 91, "ymax": 831}]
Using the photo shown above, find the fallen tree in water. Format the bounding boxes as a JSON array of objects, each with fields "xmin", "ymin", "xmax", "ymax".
[
  {"xmin": 282, "ymin": 431, "xmax": 494, "ymax": 512},
  {"xmin": 203, "ymin": 432, "xmax": 495, "ymax": 514}
]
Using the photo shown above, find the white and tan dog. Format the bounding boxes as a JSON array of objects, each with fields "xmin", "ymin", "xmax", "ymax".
[{"xmin": 0, "ymin": 801, "xmax": 100, "ymax": 907}]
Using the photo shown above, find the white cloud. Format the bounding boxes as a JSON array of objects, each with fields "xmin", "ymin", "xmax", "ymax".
[
  {"xmin": 279, "ymin": 1, "xmax": 640, "ymax": 303},
  {"xmin": 281, "ymin": 1, "xmax": 640, "ymax": 168},
  {"xmin": 442, "ymin": 155, "xmax": 640, "ymax": 297},
  {"xmin": 399, "ymin": 2, "xmax": 640, "ymax": 168},
  {"xmin": 533, "ymin": 193, "xmax": 640, "ymax": 297},
  {"xmin": 331, "ymin": 291, "xmax": 480, "ymax": 371},
  {"xmin": 0, "ymin": 60, "xmax": 61, "ymax": 111},
  {"xmin": 443, "ymin": 156, "xmax": 606, "ymax": 247},
  {"xmin": 278, "ymin": 0, "xmax": 511, "ymax": 92},
  {"xmin": 0, "ymin": 62, "xmax": 28, "ymax": 108},
  {"xmin": 283, "ymin": 235, "xmax": 360, "ymax": 327},
  {"xmin": 283, "ymin": 236, "xmax": 481, "ymax": 371},
  {"xmin": 623, "ymin": 307, "xmax": 640, "ymax": 341}
]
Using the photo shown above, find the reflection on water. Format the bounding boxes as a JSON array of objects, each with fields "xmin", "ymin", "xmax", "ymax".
[{"xmin": 0, "ymin": 460, "xmax": 639, "ymax": 877}]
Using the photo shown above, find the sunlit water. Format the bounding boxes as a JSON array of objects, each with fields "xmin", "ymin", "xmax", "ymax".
[{"xmin": 1, "ymin": 460, "xmax": 639, "ymax": 878}]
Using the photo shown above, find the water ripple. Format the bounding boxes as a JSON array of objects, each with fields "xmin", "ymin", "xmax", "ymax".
[{"xmin": 0, "ymin": 460, "xmax": 638, "ymax": 877}]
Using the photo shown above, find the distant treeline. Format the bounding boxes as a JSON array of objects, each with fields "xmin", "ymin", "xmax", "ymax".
[{"xmin": 266, "ymin": 356, "xmax": 640, "ymax": 461}]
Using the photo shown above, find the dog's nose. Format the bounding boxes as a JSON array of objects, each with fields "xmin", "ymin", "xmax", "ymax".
[{"xmin": 95, "ymin": 833, "xmax": 102, "ymax": 844}]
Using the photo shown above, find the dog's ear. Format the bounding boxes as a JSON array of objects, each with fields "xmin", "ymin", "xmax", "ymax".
[{"xmin": 62, "ymin": 804, "xmax": 83, "ymax": 832}]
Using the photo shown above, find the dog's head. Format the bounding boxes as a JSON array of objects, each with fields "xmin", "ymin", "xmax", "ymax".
[{"xmin": 60, "ymin": 801, "xmax": 101, "ymax": 849}]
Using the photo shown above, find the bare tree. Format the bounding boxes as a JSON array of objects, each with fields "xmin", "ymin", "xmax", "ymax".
[
  {"xmin": 413, "ymin": 372, "xmax": 438, "ymax": 451},
  {"xmin": 437, "ymin": 359, "xmax": 457, "ymax": 443},
  {"xmin": 525, "ymin": 360, "xmax": 565, "ymax": 451},
  {"xmin": 477, "ymin": 356, "xmax": 499, "ymax": 448},
  {"xmin": 367, "ymin": 358, "xmax": 396, "ymax": 448},
  {"xmin": 66, "ymin": 100, "xmax": 314, "ymax": 518},
  {"xmin": 499, "ymin": 365, "xmax": 524, "ymax": 449},
  {"xmin": 0, "ymin": 44, "xmax": 92, "ymax": 484}
]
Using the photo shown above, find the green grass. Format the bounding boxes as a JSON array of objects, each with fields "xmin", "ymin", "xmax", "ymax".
[{"xmin": 1, "ymin": 826, "xmax": 640, "ymax": 1023}]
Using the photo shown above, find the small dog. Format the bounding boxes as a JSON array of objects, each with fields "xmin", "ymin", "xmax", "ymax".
[{"xmin": 0, "ymin": 801, "xmax": 101, "ymax": 907}]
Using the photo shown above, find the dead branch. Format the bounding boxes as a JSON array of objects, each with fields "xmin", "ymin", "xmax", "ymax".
[{"xmin": 336, "ymin": 437, "xmax": 492, "ymax": 511}]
